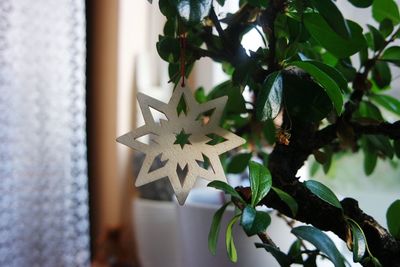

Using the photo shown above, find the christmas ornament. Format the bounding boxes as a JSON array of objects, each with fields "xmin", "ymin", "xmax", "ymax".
[{"xmin": 117, "ymin": 83, "xmax": 245, "ymax": 204}]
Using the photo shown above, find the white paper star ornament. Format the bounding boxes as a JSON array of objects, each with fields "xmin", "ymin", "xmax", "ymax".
[{"xmin": 117, "ymin": 84, "xmax": 246, "ymax": 204}]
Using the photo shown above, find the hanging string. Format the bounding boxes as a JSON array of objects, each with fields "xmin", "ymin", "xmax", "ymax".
[{"xmin": 179, "ymin": 33, "xmax": 187, "ymax": 87}]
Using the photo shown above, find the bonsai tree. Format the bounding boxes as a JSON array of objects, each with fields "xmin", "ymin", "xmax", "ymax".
[{"xmin": 152, "ymin": 0, "xmax": 400, "ymax": 266}]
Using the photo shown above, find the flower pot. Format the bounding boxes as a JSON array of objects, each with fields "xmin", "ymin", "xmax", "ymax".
[{"xmin": 133, "ymin": 198, "xmax": 183, "ymax": 267}]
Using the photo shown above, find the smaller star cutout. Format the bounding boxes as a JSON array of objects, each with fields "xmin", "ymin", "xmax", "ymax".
[{"xmin": 174, "ymin": 129, "xmax": 192, "ymax": 149}]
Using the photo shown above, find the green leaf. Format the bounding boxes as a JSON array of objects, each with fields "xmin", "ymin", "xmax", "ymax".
[
  {"xmin": 241, "ymin": 205, "xmax": 256, "ymax": 234},
  {"xmin": 347, "ymin": 0, "xmax": 373, "ymax": 8},
  {"xmin": 292, "ymin": 226, "xmax": 346, "ymax": 267},
  {"xmin": 288, "ymin": 240, "xmax": 303, "ymax": 264},
  {"xmin": 227, "ymin": 153, "xmax": 252, "ymax": 174},
  {"xmin": 208, "ymin": 81, "xmax": 246, "ymax": 114},
  {"xmin": 263, "ymin": 119, "xmax": 276, "ymax": 144},
  {"xmin": 381, "ymin": 46, "xmax": 400, "ymax": 66},
  {"xmin": 290, "ymin": 61, "xmax": 344, "ymax": 114},
  {"xmin": 246, "ymin": 0, "xmax": 269, "ymax": 7},
  {"xmin": 272, "ymin": 187, "xmax": 298, "ymax": 216},
  {"xmin": 249, "ymin": 161, "xmax": 272, "ymax": 207},
  {"xmin": 356, "ymin": 101, "xmax": 384, "ymax": 121},
  {"xmin": 304, "ymin": 253, "xmax": 318, "ymax": 267},
  {"xmin": 386, "ymin": 199, "xmax": 400, "ymax": 238},
  {"xmin": 366, "ymin": 134, "xmax": 394, "ymax": 159},
  {"xmin": 372, "ymin": 0, "xmax": 400, "ymax": 24},
  {"xmin": 283, "ymin": 72, "xmax": 333, "ymax": 123},
  {"xmin": 372, "ymin": 61, "xmax": 391, "ymax": 88},
  {"xmin": 226, "ymin": 215, "xmax": 239, "ymax": 262},
  {"xmin": 255, "ymin": 243, "xmax": 291, "ymax": 267},
  {"xmin": 364, "ymin": 257, "xmax": 383, "ymax": 267},
  {"xmin": 380, "ymin": 19, "xmax": 394, "ymax": 38},
  {"xmin": 304, "ymin": 13, "xmax": 367, "ymax": 58},
  {"xmin": 304, "ymin": 180, "xmax": 342, "ymax": 209},
  {"xmin": 370, "ymin": 94, "xmax": 400, "ymax": 116},
  {"xmin": 364, "ymin": 150, "xmax": 378, "ymax": 176},
  {"xmin": 347, "ymin": 219, "xmax": 367, "ymax": 262},
  {"xmin": 394, "ymin": 139, "xmax": 400, "ymax": 158},
  {"xmin": 208, "ymin": 202, "xmax": 230, "ymax": 255},
  {"xmin": 163, "ymin": 19, "xmax": 177, "ymax": 36},
  {"xmin": 256, "ymin": 72, "xmax": 283, "ymax": 121},
  {"xmin": 309, "ymin": 0, "xmax": 351, "ymax": 39},
  {"xmin": 172, "ymin": 0, "xmax": 212, "ymax": 23},
  {"xmin": 241, "ymin": 206, "xmax": 271, "ymax": 235},
  {"xmin": 156, "ymin": 36, "xmax": 180, "ymax": 63},
  {"xmin": 300, "ymin": 60, "xmax": 348, "ymax": 92},
  {"xmin": 194, "ymin": 87, "xmax": 207, "ymax": 103},
  {"xmin": 208, "ymin": 181, "xmax": 244, "ymax": 202},
  {"xmin": 367, "ymin": 25, "xmax": 385, "ymax": 51},
  {"xmin": 159, "ymin": 0, "xmax": 178, "ymax": 18}
]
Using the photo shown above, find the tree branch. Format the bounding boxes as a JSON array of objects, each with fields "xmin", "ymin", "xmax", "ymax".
[{"xmin": 352, "ymin": 120, "xmax": 400, "ymax": 139}]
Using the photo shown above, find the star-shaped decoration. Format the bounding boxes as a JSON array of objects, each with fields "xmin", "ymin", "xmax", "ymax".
[{"xmin": 117, "ymin": 84, "xmax": 246, "ymax": 204}]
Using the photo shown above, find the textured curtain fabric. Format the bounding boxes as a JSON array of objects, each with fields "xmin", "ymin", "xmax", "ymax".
[{"xmin": 0, "ymin": 0, "xmax": 90, "ymax": 266}]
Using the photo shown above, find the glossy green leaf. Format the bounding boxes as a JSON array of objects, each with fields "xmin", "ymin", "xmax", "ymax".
[
  {"xmin": 263, "ymin": 119, "xmax": 276, "ymax": 144},
  {"xmin": 362, "ymin": 135, "xmax": 382, "ymax": 176},
  {"xmin": 386, "ymin": 199, "xmax": 400, "ymax": 238},
  {"xmin": 283, "ymin": 72, "xmax": 333, "ymax": 123},
  {"xmin": 241, "ymin": 205, "xmax": 256, "ymax": 234},
  {"xmin": 348, "ymin": 0, "xmax": 373, "ymax": 8},
  {"xmin": 304, "ymin": 13, "xmax": 367, "ymax": 58},
  {"xmin": 380, "ymin": 19, "xmax": 394, "ymax": 38},
  {"xmin": 364, "ymin": 150, "xmax": 378, "ymax": 176},
  {"xmin": 255, "ymin": 243, "xmax": 291, "ymax": 267},
  {"xmin": 172, "ymin": 0, "xmax": 212, "ymax": 23},
  {"xmin": 357, "ymin": 101, "xmax": 384, "ymax": 121},
  {"xmin": 381, "ymin": 46, "xmax": 400, "ymax": 65},
  {"xmin": 304, "ymin": 180, "xmax": 342, "ymax": 209},
  {"xmin": 272, "ymin": 187, "xmax": 298, "ymax": 216},
  {"xmin": 292, "ymin": 226, "xmax": 346, "ymax": 267},
  {"xmin": 208, "ymin": 202, "xmax": 230, "ymax": 255},
  {"xmin": 301, "ymin": 60, "xmax": 348, "ymax": 92},
  {"xmin": 226, "ymin": 215, "xmax": 239, "ymax": 262},
  {"xmin": 367, "ymin": 25, "xmax": 385, "ymax": 51},
  {"xmin": 227, "ymin": 153, "xmax": 252, "ymax": 174},
  {"xmin": 290, "ymin": 61, "xmax": 343, "ymax": 114},
  {"xmin": 163, "ymin": 19, "xmax": 177, "ymax": 36},
  {"xmin": 370, "ymin": 94, "xmax": 400, "ymax": 116},
  {"xmin": 363, "ymin": 257, "xmax": 383, "ymax": 267},
  {"xmin": 309, "ymin": 0, "xmax": 351, "ymax": 39},
  {"xmin": 288, "ymin": 240, "xmax": 303, "ymax": 264},
  {"xmin": 372, "ymin": 0, "xmax": 400, "ymax": 24},
  {"xmin": 394, "ymin": 139, "xmax": 400, "ymax": 158},
  {"xmin": 208, "ymin": 181, "xmax": 244, "ymax": 202},
  {"xmin": 241, "ymin": 206, "xmax": 271, "ymax": 235},
  {"xmin": 256, "ymin": 72, "xmax": 283, "ymax": 121},
  {"xmin": 246, "ymin": 0, "xmax": 269, "ymax": 7},
  {"xmin": 372, "ymin": 61, "xmax": 391, "ymax": 88},
  {"xmin": 159, "ymin": 0, "xmax": 178, "ymax": 18},
  {"xmin": 249, "ymin": 161, "xmax": 272, "ymax": 207},
  {"xmin": 348, "ymin": 219, "xmax": 367, "ymax": 262},
  {"xmin": 366, "ymin": 134, "xmax": 394, "ymax": 159},
  {"xmin": 156, "ymin": 36, "xmax": 180, "ymax": 63},
  {"xmin": 208, "ymin": 81, "xmax": 246, "ymax": 114},
  {"xmin": 194, "ymin": 87, "xmax": 207, "ymax": 103}
]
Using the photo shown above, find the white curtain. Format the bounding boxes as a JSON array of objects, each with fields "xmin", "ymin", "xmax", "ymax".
[{"xmin": 0, "ymin": 0, "xmax": 90, "ymax": 266}]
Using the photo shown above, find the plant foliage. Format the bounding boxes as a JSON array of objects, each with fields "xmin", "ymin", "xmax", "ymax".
[{"xmin": 152, "ymin": 0, "xmax": 400, "ymax": 265}]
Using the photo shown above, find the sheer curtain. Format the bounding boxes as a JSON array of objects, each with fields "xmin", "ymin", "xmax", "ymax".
[{"xmin": 0, "ymin": 0, "xmax": 90, "ymax": 266}]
